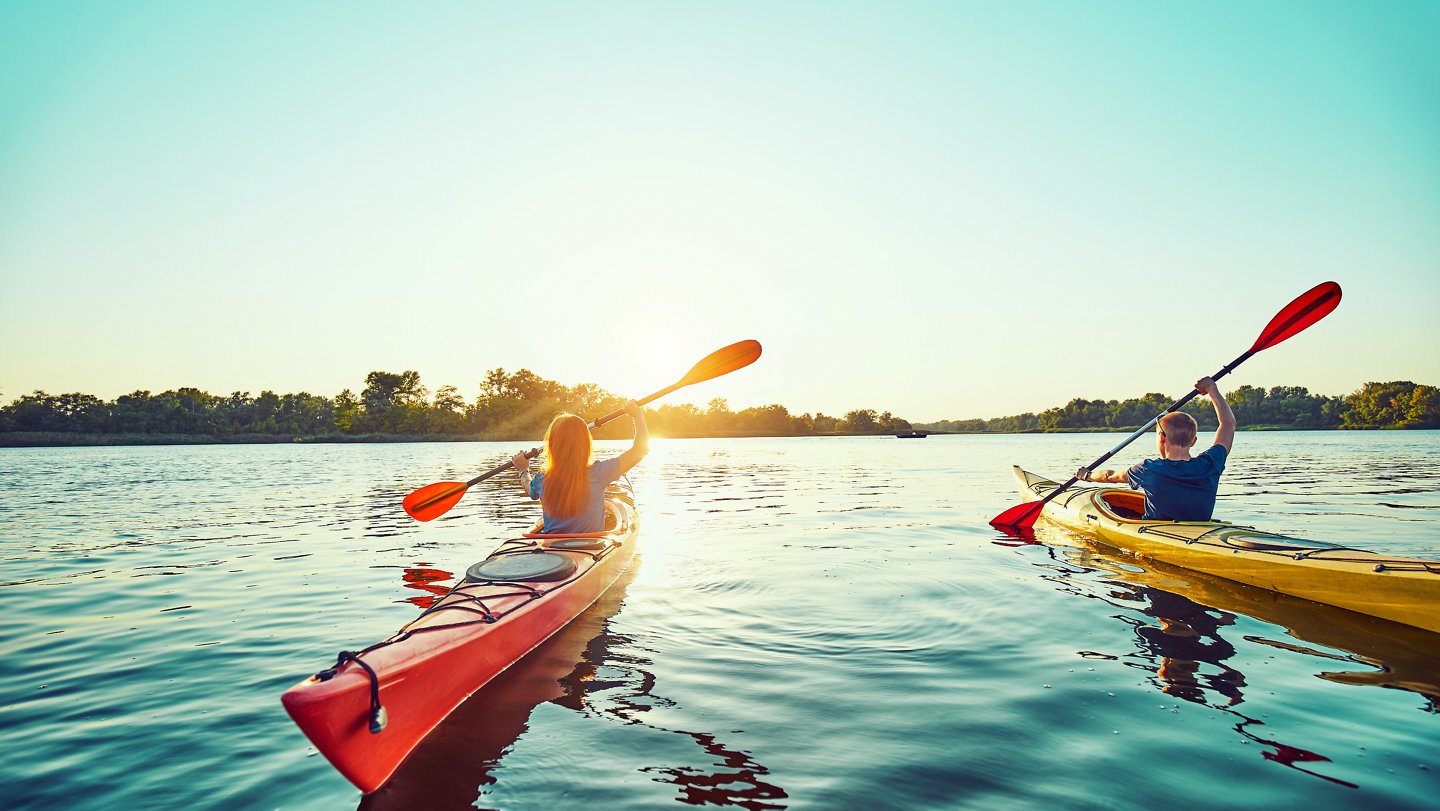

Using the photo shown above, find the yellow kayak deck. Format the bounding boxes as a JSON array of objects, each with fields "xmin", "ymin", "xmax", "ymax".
[{"xmin": 1012, "ymin": 466, "xmax": 1440, "ymax": 635}]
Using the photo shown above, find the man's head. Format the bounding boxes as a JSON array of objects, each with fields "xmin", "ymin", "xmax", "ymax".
[{"xmin": 1157, "ymin": 412, "xmax": 1198, "ymax": 457}]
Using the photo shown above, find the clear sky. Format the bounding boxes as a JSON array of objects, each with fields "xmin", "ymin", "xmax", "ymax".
[{"xmin": 2, "ymin": 2, "xmax": 1437, "ymax": 422}]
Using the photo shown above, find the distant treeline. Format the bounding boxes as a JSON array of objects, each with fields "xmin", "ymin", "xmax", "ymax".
[
  {"xmin": 915, "ymin": 381, "xmax": 1440, "ymax": 434},
  {"xmin": 0, "ymin": 368, "xmax": 912, "ymax": 444},
  {"xmin": 2, "ymin": 375, "xmax": 1434, "ymax": 447}
]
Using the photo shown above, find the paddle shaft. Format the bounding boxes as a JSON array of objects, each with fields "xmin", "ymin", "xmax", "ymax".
[
  {"xmin": 409, "ymin": 405, "xmax": 638, "ymax": 516},
  {"xmin": 588, "ymin": 380, "xmax": 685, "ymax": 430},
  {"xmin": 404, "ymin": 340, "xmax": 761, "ymax": 521},
  {"xmin": 1023, "ymin": 348, "xmax": 1253, "ymax": 514},
  {"xmin": 451, "ymin": 382, "xmax": 682, "ymax": 490}
]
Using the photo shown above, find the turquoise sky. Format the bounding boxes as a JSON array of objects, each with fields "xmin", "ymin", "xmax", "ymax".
[{"xmin": 2, "ymin": 2, "xmax": 1437, "ymax": 421}]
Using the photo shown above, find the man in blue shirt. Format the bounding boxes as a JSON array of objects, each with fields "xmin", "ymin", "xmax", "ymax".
[{"xmin": 1076, "ymin": 377, "xmax": 1236, "ymax": 521}]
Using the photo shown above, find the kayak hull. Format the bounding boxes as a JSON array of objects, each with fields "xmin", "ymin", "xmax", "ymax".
[
  {"xmin": 1011, "ymin": 466, "xmax": 1440, "ymax": 634},
  {"xmin": 282, "ymin": 488, "xmax": 639, "ymax": 793}
]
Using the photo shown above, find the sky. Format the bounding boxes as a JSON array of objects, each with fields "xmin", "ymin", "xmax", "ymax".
[{"xmin": 2, "ymin": 1, "xmax": 1437, "ymax": 422}]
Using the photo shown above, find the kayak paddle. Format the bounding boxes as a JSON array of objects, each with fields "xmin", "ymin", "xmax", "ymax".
[
  {"xmin": 403, "ymin": 339, "xmax": 763, "ymax": 522},
  {"xmin": 990, "ymin": 281, "xmax": 1342, "ymax": 531}
]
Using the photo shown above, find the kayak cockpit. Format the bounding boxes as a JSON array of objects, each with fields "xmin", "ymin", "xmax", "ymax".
[{"xmin": 1097, "ymin": 489, "xmax": 1146, "ymax": 521}]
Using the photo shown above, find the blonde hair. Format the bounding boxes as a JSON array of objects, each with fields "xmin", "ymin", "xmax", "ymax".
[
  {"xmin": 1158, "ymin": 412, "xmax": 1197, "ymax": 447},
  {"xmin": 541, "ymin": 413, "xmax": 592, "ymax": 518}
]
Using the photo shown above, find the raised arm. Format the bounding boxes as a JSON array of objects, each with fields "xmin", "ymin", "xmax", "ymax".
[
  {"xmin": 617, "ymin": 400, "xmax": 650, "ymax": 474},
  {"xmin": 1196, "ymin": 377, "xmax": 1235, "ymax": 451}
]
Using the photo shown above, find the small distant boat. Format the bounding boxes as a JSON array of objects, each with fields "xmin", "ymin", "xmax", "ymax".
[{"xmin": 895, "ymin": 430, "xmax": 928, "ymax": 439}]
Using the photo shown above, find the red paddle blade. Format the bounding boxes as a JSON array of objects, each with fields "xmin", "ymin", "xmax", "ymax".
[
  {"xmin": 990, "ymin": 500, "xmax": 1045, "ymax": 530},
  {"xmin": 403, "ymin": 481, "xmax": 469, "ymax": 522},
  {"xmin": 1250, "ymin": 281, "xmax": 1342, "ymax": 353},
  {"xmin": 679, "ymin": 340, "xmax": 763, "ymax": 387}
]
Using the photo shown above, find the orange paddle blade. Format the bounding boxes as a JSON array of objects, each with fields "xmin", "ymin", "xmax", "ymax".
[
  {"xmin": 679, "ymin": 340, "xmax": 763, "ymax": 387},
  {"xmin": 1249, "ymin": 281, "xmax": 1342, "ymax": 353},
  {"xmin": 403, "ymin": 481, "xmax": 469, "ymax": 522},
  {"xmin": 990, "ymin": 500, "xmax": 1045, "ymax": 530}
]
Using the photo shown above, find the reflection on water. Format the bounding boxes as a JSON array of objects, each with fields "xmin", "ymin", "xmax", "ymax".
[
  {"xmin": 1228, "ymin": 711, "xmax": 1358, "ymax": 789},
  {"xmin": 580, "ymin": 649, "xmax": 789, "ymax": 811},
  {"xmin": 362, "ymin": 559, "xmax": 788, "ymax": 810},
  {"xmin": 1025, "ymin": 536, "xmax": 1440, "ymax": 713},
  {"xmin": 2, "ymin": 434, "xmax": 1437, "ymax": 809},
  {"xmin": 394, "ymin": 565, "xmax": 454, "ymax": 609},
  {"xmin": 1122, "ymin": 588, "xmax": 1247, "ymax": 707},
  {"xmin": 1013, "ymin": 530, "xmax": 1440, "ymax": 789}
]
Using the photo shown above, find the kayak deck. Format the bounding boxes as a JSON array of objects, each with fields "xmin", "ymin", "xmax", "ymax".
[
  {"xmin": 282, "ymin": 485, "xmax": 639, "ymax": 793},
  {"xmin": 1011, "ymin": 467, "xmax": 1440, "ymax": 634}
]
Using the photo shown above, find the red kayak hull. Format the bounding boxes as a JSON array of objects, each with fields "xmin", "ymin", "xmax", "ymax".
[{"xmin": 281, "ymin": 491, "xmax": 638, "ymax": 793}]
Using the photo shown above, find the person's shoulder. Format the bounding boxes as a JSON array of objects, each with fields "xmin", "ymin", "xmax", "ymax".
[
  {"xmin": 1200, "ymin": 443, "xmax": 1229, "ymax": 461},
  {"xmin": 1126, "ymin": 458, "xmax": 1154, "ymax": 489},
  {"xmin": 1196, "ymin": 443, "xmax": 1228, "ymax": 470}
]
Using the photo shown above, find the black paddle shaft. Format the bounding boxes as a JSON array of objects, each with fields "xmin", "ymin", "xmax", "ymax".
[
  {"xmin": 463, "ymin": 391, "xmax": 664, "ymax": 487},
  {"xmin": 1026, "ymin": 349, "xmax": 1253, "ymax": 513}
]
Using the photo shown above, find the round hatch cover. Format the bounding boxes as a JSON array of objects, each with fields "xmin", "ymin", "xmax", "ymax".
[{"xmin": 464, "ymin": 552, "xmax": 577, "ymax": 583}]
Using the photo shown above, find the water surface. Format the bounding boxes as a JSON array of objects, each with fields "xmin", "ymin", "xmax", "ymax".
[{"xmin": 2, "ymin": 432, "xmax": 1437, "ymax": 809}]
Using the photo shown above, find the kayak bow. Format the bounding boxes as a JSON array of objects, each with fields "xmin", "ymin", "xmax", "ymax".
[
  {"xmin": 282, "ymin": 483, "xmax": 639, "ymax": 793},
  {"xmin": 1011, "ymin": 467, "xmax": 1440, "ymax": 635}
]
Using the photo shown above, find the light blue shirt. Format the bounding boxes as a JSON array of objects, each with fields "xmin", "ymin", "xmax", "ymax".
[{"xmin": 529, "ymin": 457, "xmax": 623, "ymax": 533}]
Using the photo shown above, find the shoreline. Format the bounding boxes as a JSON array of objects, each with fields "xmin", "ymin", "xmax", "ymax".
[{"xmin": 2, "ymin": 424, "xmax": 1431, "ymax": 448}]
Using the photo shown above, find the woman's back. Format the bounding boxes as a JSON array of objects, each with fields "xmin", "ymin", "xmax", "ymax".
[
  {"xmin": 512, "ymin": 401, "xmax": 649, "ymax": 534},
  {"xmin": 530, "ymin": 457, "xmax": 622, "ymax": 533}
]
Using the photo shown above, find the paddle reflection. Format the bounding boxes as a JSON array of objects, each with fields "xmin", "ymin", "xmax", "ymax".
[
  {"xmin": 397, "ymin": 565, "xmax": 454, "ymax": 609},
  {"xmin": 1009, "ymin": 531, "xmax": 1440, "ymax": 788},
  {"xmin": 1019, "ymin": 533, "xmax": 1440, "ymax": 710},
  {"xmin": 1228, "ymin": 711, "xmax": 1358, "ymax": 788},
  {"xmin": 359, "ymin": 559, "xmax": 788, "ymax": 810}
]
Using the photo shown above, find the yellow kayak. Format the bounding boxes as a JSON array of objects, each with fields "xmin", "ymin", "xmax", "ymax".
[{"xmin": 1011, "ymin": 467, "xmax": 1440, "ymax": 635}]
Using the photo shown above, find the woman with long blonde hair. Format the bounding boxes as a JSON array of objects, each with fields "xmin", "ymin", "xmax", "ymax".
[{"xmin": 511, "ymin": 399, "xmax": 648, "ymax": 533}]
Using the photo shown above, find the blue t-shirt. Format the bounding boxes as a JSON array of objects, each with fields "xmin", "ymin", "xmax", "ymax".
[
  {"xmin": 529, "ymin": 457, "xmax": 623, "ymax": 533},
  {"xmin": 1126, "ymin": 444, "xmax": 1228, "ymax": 521}
]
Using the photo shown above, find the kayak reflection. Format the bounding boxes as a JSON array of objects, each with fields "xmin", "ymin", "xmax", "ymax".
[
  {"xmin": 359, "ymin": 558, "xmax": 788, "ymax": 810},
  {"xmin": 1007, "ymin": 528, "xmax": 1440, "ymax": 788},
  {"xmin": 1016, "ymin": 528, "xmax": 1440, "ymax": 711}
]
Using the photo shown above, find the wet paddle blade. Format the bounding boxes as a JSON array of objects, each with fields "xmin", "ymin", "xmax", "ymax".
[
  {"xmin": 990, "ymin": 500, "xmax": 1045, "ymax": 530},
  {"xmin": 679, "ymin": 340, "xmax": 763, "ymax": 387},
  {"xmin": 1250, "ymin": 281, "xmax": 1342, "ymax": 353},
  {"xmin": 403, "ymin": 481, "xmax": 469, "ymax": 522}
]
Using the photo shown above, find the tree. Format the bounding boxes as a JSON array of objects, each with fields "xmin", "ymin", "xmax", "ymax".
[
  {"xmin": 1341, "ymin": 381, "xmax": 1415, "ymax": 429},
  {"xmin": 358, "ymin": 371, "xmax": 428, "ymax": 433},
  {"xmin": 736, "ymin": 404, "xmax": 793, "ymax": 435},
  {"xmin": 706, "ymin": 398, "xmax": 737, "ymax": 434},
  {"xmin": 842, "ymin": 409, "xmax": 879, "ymax": 433},
  {"xmin": 1402, "ymin": 385, "xmax": 1440, "ymax": 428},
  {"xmin": 428, "ymin": 385, "xmax": 467, "ymax": 434},
  {"xmin": 5, "ymin": 391, "xmax": 107, "ymax": 432},
  {"xmin": 334, "ymin": 389, "xmax": 360, "ymax": 433}
]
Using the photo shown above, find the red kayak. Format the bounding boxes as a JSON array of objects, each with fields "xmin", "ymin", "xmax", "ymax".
[{"xmin": 281, "ymin": 483, "xmax": 639, "ymax": 793}]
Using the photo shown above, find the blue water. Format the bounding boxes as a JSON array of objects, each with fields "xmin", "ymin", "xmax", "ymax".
[{"xmin": 2, "ymin": 433, "xmax": 1438, "ymax": 809}]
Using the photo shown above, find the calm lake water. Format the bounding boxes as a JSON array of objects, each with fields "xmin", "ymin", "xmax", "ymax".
[{"xmin": 2, "ymin": 433, "xmax": 1438, "ymax": 809}]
